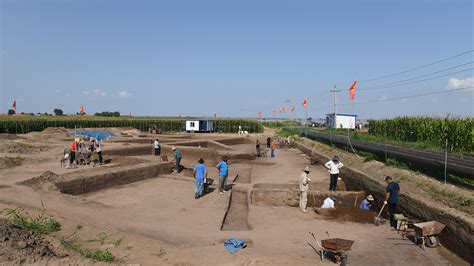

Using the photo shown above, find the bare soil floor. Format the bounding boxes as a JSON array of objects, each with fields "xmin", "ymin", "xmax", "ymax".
[{"xmin": 0, "ymin": 127, "xmax": 469, "ymax": 265}]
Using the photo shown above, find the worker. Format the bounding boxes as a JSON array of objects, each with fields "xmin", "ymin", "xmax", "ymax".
[
  {"xmin": 172, "ymin": 147, "xmax": 182, "ymax": 173},
  {"xmin": 193, "ymin": 158, "xmax": 207, "ymax": 199},
  {"xmin": 266, "ymin": 137, "xmax": 271, "ymax": 148},
  {"xmin": 321, "ymin": 196, "xmax": 337, "ymax": 209},
  {"xmin": 67, "ymin": 139, "xmax": 78, "ymax": 169},
  {"xmin": 324, "ymin": 156, "xmax": 344, "ymax": 192},
  {"xmin": 384, "ymin": 176, "xmax": 400, "ymax": 228},
  {"xmin": 95, "ymin": 139, "xmax": 103, "ymax": 165},
  {"xmin": 154, "ymin": 138, "xmax": 161, "ymax": 156},
  {"xmin": 256, "ymin": 140, "xmax": 261, "ymax": 157},
  {"xmin": 359, "ymin": 195, "xmax": 374, "ymax": 211},
  {"xmin": 271, "ymin": 141, "xmax": 276, "ymax": 157},
  {"xmin": 216, "ymin": 156, "xmax": 229, "ymax": 194},
  {"xmin": 299, "ymin": 166, "xmax": 311, "ymax": 213}
]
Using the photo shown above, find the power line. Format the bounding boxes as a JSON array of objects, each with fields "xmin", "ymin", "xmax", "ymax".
[
  {"xmin": 356, "ymin": 61, "xmax": 473, "ymax": 91},
  {"xmin": 334, "ymin": 49, "xmax": 473, "ymax": 86},
  {"xmin": 337, "ymin": 86, "xmax": 473, "ymax": 106},
  {"xmin": 355, "ymin": 68, "xmax": 473, "ymax": 91}
]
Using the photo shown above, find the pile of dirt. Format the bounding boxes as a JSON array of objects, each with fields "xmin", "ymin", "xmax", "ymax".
[
  {"xmin": 0, "ymin": 156, "xmax": 24, "ymax": 169},
  {"xmin": 18, "ymin": 171, "xmax": 65, "ymax": 191},
  {"xmin": 0, "ymin": 134, "xmax": 21, "ymax": 140},
  {"xmin": 0, "ymin": 218, "xmax": 64, "ymax": 263},
  {"xmin": 41, "ymin": 127, "xmax": 69, "ymax": 134},
  {"xmin": 318, "ymin": 207, "xmax": 377, "ymax": 223},
  {"xmin": 0, "ymin": 142, "xmax": 49, "ymax": 154}
]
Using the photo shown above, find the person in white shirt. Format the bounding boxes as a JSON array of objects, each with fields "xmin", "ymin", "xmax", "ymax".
[
  {"xmin": 299, "ymin": 166, "xmax": 311, "ymax": 213},
  {"xmin": 321, "ymin": 196, "xmax": 337, "ymax": 209},
  {"xmin": 95, "ymin": 139, "xmax": 103, "ymax": 164},
  {"xmin": 154, "ymin": 139, "xmax": 161, "ymax": 156},
  {"xmin": 325, "ymin": 156, "xmax": 344, "ymax": 192}
]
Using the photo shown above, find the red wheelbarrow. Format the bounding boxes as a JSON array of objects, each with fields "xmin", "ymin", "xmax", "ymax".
[
  {"xmin": 413, "ymin": 221, "xmax": 445, "ymax": 249},
  {"xmin": 309, "ymin": 232, "xmax": 354, "ymax": 266}
]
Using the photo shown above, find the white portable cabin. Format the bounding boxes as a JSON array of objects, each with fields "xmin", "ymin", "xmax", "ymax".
[
  {"xmin": 325, "ymin": 113, "xmax": 357, "ymax": 129},
  {"xmin": 185, "ymin": 120, "xmax": 214, "ymax": 132}
]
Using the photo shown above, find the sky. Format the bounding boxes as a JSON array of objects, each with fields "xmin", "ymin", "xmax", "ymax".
[{"xmin": 1, "ymin": 0, "xmax": 473, "ymax": 119}]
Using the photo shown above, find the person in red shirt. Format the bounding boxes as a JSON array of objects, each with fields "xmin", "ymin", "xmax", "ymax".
[{"xmin": 68, "ymin": 139, "xmax": 78, "ymax": 168}]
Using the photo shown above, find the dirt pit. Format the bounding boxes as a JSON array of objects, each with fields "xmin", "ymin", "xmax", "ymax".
[
  {"xmin": 18, "ymin": 171, "xmax": 65, "ymax": 191},
  {"xmin": 316, "ymin": 207, "xmax": 378, "ymax": 224},
  {"xmin": 0, "ymin": 218, "xmax": 64, "ymax": 263}
]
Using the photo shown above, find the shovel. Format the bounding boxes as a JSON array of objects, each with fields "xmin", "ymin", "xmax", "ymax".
[{"xmin": 373, "ymin": 202, "xmax": 387, "ymax": 226}]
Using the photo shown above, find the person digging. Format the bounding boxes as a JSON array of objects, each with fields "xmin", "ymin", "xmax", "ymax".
[
  {"xmin": 299, "ymin": 166, "xmax": 311, "ymax": 213},
  {"xmin": 360, "ymin": 195, "xmax": 375, "ymax": 211},
  {"xmin": 172, "ymin": 147, "xmax": 183, "ymax": 173},
  {"xmin": 385, "ymin": 176, "xmax": 400, "ymax": 228}
]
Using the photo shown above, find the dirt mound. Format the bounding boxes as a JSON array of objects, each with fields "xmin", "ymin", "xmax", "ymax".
[
  {"xmin": 0, "ymin": 134, "xmax": 21, "ymax": 140},
  {"xmin": 41, "ymin": 127, "xmax": 69, "ymax": 134},
  {"xmin": 0, "ymin": 156, "xmax": 24, "ymax": 169},
  {"xmin": 0, "ymin": 218, "xmax": 64, "ymax": 263},
  {"xmin": 18, "ymin": 171, "xmax": 65, "ymax": 191},
  {"xmin": 317, "ymin": 207, "xmax": 377, "ymax": 223},
  {"xmin": 0, "ymin": 142, "xmax": 49, "ymax": 154}
]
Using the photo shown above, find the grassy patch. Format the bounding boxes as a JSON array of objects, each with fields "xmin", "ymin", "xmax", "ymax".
[
  {"xmin": 3, "ymin": 208, "xmax": 61, "ymax": 235},
  {"xmin": 61, "ymin": 235, "xmax": 116, "ymax": 262}
]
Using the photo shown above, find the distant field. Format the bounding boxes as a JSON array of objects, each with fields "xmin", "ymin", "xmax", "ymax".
[{"xmin": 0, "ymin": 115, "xmax": 263, "ymax": 134}]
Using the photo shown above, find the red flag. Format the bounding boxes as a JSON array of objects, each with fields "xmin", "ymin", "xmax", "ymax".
[
  {"xmin": 12, "ymin": 100, "xmax": 16, "ymax": 110},
  {"xmin": 79, "ymin": 105, "xmax": 84, "ymax": 113},
  {"xmin": 302, "ymin": 98, "xmax": 307, "ymax": 109},
  {"xmin": 349, "ymin": 81, "xmax": 357, "ymax": 101},
  {"xmin": 291, "ymin": 106, "xmax": 295, "ymax": 113},
  {"xmin": 258, "ymin": 112, "xmax": 262, "ymax": 119}
]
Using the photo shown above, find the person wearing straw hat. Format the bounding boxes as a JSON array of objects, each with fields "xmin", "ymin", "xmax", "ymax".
[
  {"xmin": 321, "ymin": 196, "xmax": 337, "ymax": 209},
  {"xmin": 359, "ymin": 195, "xmax": 375, "ymax": 211},
  {"xmin": 299, "ymin": 166, "xmax": 311, "ymax": 213}
]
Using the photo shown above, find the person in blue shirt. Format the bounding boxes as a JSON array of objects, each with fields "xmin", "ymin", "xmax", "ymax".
[
  {"xmin": 193, "ymin": 158, "xmax": 207, "ymax": 199},
  {"xmin": 359, "ymin": 195, "xmax": 374, "ymax": 211},
  {"xmin": 384, "ymin": 176, "xmax": 400, "ymax": 228},
  {"xmin": 216, "ymin": 156, "xmax": 229, "ymax": 194}
]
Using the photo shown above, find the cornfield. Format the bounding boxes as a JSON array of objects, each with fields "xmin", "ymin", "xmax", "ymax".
[
  {"xmin": 368, "ymin": 116, "xmax": 474, "ymax": 153},
  {"xmin": 0, "ymin": 116, "xmax": 263, "ymax": 134}
]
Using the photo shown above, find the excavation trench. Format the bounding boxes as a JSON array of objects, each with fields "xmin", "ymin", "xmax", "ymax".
[
  {"xmin": 221, "ymin": 187, "xmax": 251, "ymax": 231},
  {"xmin": 293, "ymin": 139, "xmax": 474, "ymax": 263}
]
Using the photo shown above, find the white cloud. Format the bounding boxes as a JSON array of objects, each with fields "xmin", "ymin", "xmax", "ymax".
[
  {"xmin": 448, "ymin": 77, "xmax": 474, "ymax": 89},
  {"xmin": 82, "ymin": 89, "xmax": 107, "ymax": 97},
  {"xmin": 118, "ymin": 91, "xmax": 132, "ymax": 98}
]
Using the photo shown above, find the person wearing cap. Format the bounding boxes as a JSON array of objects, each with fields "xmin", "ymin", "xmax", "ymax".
[
  {"xmin": 359, "ymin": 195, "xmax": 374, "ymax": 211},
  {"xmin": 321, "ymin": 196, "xmax": 337, "ymax": 209},
  {"xmin": 384, "ymin": 176, "xmax": 400, "ymax": 228},
  {"xmin": 172, "ymin": 147, "xmax": 182, "ymax": 172},
  {"xmin": 299, "ymin": 166, "xmax": 311, "ymax": 213},
  {"xmin": 216, "ymin": 156, "xmax": 229, "ymax": 194},
  {"xmin": 193, "ymin": 158, "xmax": 207, "ymax": 199},
  {"xmin": 324, "ymin": 155, "xmax": 344, "ymax": 192}
]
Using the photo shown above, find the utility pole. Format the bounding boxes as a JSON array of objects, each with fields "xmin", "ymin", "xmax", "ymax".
[
  {"xmin": 284, "ymin": 98, "xmax": 291, "ymax": 120},
  {"xmin": 330, "ymin": 84, "xmax": 340, "ymax": 128}
]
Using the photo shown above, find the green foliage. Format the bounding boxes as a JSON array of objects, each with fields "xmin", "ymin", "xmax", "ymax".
[
  {"xmin": 262, "ymin": 120, "xmax": 300, "ymax": 128},
  {"xmin": 94, "ymin": 111, "xmax": 121, "ymax": 117},
  {"xmin": 53, "ymin": 109, "xmax": 64, "ymax": 116},
  {"xmin": 83, "ymin": 249, "xmax": 115, "ymax": 262},
  {"xmin": 368, "ymin": 116, "xmax": 474, "ymax": 153},
  {"xmin": 4, "ymin": 208, "xmax": 61, "ymax": 235},
  {"xmin": 0, "ymin": 116, "xmax": 263, "ymax": 134}
]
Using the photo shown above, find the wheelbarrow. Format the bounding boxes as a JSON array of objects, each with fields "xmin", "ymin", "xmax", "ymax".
[
  {"xmin": 413, "ymin": 221, "xmax": 445, "ymax": 249},
  {"xmin": 308, "ymin": 232, "xmax": 354, "ymax": 266}
]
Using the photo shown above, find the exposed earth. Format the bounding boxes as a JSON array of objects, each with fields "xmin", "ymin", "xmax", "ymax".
[{"xmin": 0, "ymin": 127, "xmax": 470, "ymax": 265}]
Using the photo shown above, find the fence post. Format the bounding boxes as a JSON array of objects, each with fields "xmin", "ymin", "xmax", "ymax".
[{"xmin": 444, "ymin": 138, "xmax": 448, "ymax": 185}]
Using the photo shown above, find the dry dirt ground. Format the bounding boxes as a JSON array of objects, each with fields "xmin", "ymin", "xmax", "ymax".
[{"xmin": 0, "ymin": 128, "xmax": 469, "ymax": 265}]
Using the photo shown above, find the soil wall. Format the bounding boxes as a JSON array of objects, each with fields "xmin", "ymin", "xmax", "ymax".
[
  {"xmin": 293, "ymin": 140, "xmax": 474, "ymax": 263},
  {"xmin": 56, "ymin": 162, "xmax": 171, "ymax": 195}
]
